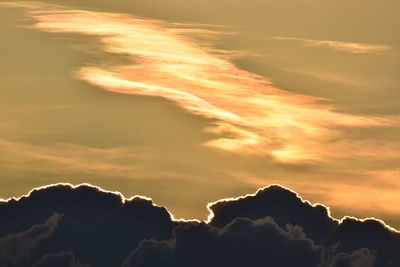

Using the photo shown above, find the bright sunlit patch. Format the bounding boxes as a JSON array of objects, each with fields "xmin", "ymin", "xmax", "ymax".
[{"xmin": 13, "ymin": 4, "xmax": 398, "ymax": 164}]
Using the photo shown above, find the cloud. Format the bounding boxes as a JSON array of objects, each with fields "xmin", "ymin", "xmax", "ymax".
[
  {"xmin": 124, "ymin": 217, "xmax": 326, "ymax": 267},
  {"xmin": 33, "ymin": 251, "xmax": 89, "ymax": 267},
  {"xmin": 7, "ymin": 3, "xmax": 397, "ymax": 165},
  {"xmin": 0, "ymin": 183, "xmax": 176, "ymax": 266},
  {"xmin": 0, "ymin": 213, "xmax": 62, "ymax": 266},
  {"xmin": 207, "ymin": 185, "xmax": 337, "ymax": 243},
  {"xmin": 1, "ymin": 2, "xmax": 400, "ymax": 226},
  {"xmin": 273, "ymin": 37, "xmax": 394, "ymax": 54},
  {"xmin": 0, "ymin": 183, "xmax": 398, "ymax": 266},
  {"xmin": 326, "ymin": 248, "xmax": 376, "ymax": 267},
  {"xmin": 124, "ymin": 218, "xmax": 378, "ymax": 267},
  {"xmin": 208, "ymin": 185, "xmax": 400, "ymax": 267}
]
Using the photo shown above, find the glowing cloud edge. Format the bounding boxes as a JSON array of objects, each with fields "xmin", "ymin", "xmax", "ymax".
[{"xmin": 0, "ymin": 182, "xmax": 398, "ymax": 233}]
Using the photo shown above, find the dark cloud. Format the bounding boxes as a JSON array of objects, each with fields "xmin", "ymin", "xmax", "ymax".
[
  {"xmin": 327, "ymin": 249, "xmax": 376, "ymax": 267},
  {"xmin": 124, "ymin": 217, "xmax": 325, "ymax": 267},
  {"xmin": 0, "ymin": 184, "xmax": 176, "ymax": 266},
  {"xmin": 33, "ymin": 251, "xmax": 88, "ymax": 267},
  {"xmin": 0, "ymin": 183, "xmax": 398, "ymax": 266},
  {"xmin": 208, "ymin": 185, "xmax": 337, "ymax": 243},
  {"xmin": 208, "ymin": 185, "xmax": 400, "ymax": 266},
  {"xmin": 124, "ymin": 217, "xmax": 379, "ymax": 267},
  {"xmin": 333, "ymin": 218, "xmax": 400, "ymax": 266},
  {"xmin": 0, "ymin": 213, "xmax": 62, "ymax": 266}
]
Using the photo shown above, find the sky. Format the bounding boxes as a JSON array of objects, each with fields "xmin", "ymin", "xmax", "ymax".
[{"xmin": 0, "ymin": 0, "xmax": 399, "ymax": 228}]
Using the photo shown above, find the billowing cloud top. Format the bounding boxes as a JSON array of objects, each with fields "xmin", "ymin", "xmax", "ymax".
[{"xmin": 0, "ymin": 183, "xmax": 399, "ymax": 266}]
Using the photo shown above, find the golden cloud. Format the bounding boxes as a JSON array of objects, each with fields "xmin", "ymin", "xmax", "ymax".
[{"xmin": 20, "ymin": 7, "xmax": 398, "ymax": 164}]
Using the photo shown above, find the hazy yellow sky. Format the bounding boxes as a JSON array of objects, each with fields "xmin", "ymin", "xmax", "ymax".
[{"xmin": 0, "ymin": 1, "xmax": 400, "ymax": 228}]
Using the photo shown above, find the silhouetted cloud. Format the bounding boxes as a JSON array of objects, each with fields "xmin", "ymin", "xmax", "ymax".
[
  {"xmin": 0, "ymin": 183, "xmax": 398, "ymax": 266},
  {"xmin": 124, "ymin": 217, "xmax": 325, "ymax": 267},
  {"xmin": 33, "ymin": 251, "xmax": 88, "ymax": 267},
  {"xmin": 208, "ymin": 185, "xmax": 400, "ymax": 267},
  {"xmin": 327, "ymin": 248, "xmax": 376, "ymax": 267},
  {"xmin": 208, "ymin": 185, "xmax": 337, "ymax": 243},
  {"xmin": 0, "ymin": 213, "xmax": 62, "ymax": 266},
  {"xmin": 0, "ymin": 184, "xmax": 176, "ymax": 266},
  {"xmin": 124, "ymin": 217, "xmax": 379, "ymax": 267}
]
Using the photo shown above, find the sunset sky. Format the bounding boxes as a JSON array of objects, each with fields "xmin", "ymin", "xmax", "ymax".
[{"xmin": 0, "ymin": 0, "xmax": 399, "ymax": 228}]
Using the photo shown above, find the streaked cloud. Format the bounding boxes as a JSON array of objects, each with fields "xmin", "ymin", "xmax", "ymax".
[
  {"xmin": 11, "ymin": 6, "xmax": 395, "ymax": 165},
  {"xmin": 273, "ymin": 36, "xmax": 394, "ymax": 54}
]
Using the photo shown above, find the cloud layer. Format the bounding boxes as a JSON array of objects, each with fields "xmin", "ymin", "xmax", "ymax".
[
  {"xmin": 0, "ymin": 183, "xmax": 398, "ymax": 266},
  {"xmin": 22, "ymin": 6, "xmax": 398, "ymax": 164}
]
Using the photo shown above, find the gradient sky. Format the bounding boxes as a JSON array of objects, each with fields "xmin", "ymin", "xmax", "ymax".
[{"xmin": 0, "ymin": 1, "xmax": 399, "ymax": 228}]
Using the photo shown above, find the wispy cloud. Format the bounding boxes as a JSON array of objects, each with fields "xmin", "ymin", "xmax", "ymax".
[
  {"xmin": 273, "ymin": 36, "xmax": 394, "ymax": 54},
  {"xmin": 21, "ymin": 7, "xmax": 399, "ymax": 163}
]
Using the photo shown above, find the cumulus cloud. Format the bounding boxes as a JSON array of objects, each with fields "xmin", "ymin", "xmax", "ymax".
[
  {"xmin": 0, "ymin": 183, "xmax": 398, "ymax": 266},
  {"xmin": 123, "ymin": 217, "xmax": 325, "ymax": 267},
  {"xmin": 0, "ymin": 184, "xmax": 176, "ymax": 266},
  {"xmin": 124, "ymin": 217, "xmax": 379, "ymax": 267},
  {"xmin": 208, "ymin": 185, "xmax": 337, "ymax": 243},
  {"xmin": 0, "ymin": 213, "xmax": 62, "ymax": 266}
]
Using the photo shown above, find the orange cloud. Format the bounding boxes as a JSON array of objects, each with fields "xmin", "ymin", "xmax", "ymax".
[
  {"xmin": 273, "ymin": 36, "xmax": 394, "ymax": 54},
  {"xmin": 22, "ymin": 7, "xmax": 398, "ymax": 163}
]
